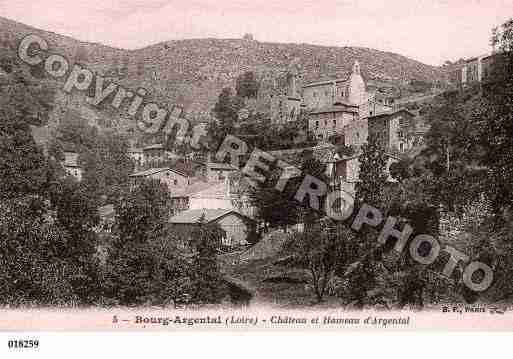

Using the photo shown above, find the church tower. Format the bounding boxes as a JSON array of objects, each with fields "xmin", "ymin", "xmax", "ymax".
[{"xmin": 346, "ymin": 61, "xmax": 367, "ymax": 106}]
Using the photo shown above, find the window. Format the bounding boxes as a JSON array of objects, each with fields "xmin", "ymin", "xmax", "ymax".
[
  {"xmin": 315, "ymin": 121, "xmax": 319, "ymax": 129},
  {"xmin": 400, "ymin": 143, "xmax": 404, "ymax": 152},
  {"xmin": 333, "ymin": 119, "xmax": 337, "ymax": 127},
  {"xmin": 173, "ymin": 179, "xmax": 178, "ymax": 185}
]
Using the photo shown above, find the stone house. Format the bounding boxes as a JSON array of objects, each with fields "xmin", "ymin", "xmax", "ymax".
[
  {"xmin": 169, "ymin": 208, "xmax": 256, "ymax": 247},
  {"xmin": 129, "ymin": 167, "xmax": 191, "ymax": 191},
  {"xmin": 304, "ymin": 61, "xmax": 392, "ymax": 143},
  {"xmin": 169, "ymin": 177, "xmax": 257, "ymax": 218},
  {"xmin": 367, "ymin": 108, "xmax": 417, "ymax": 153},
  {"xmin": 170, "ymin": 181, "xmax": 228, "ymax": 216},
  {"xmin": 308, "ymin": 103, "xmax": 359, "ymax": 141}
]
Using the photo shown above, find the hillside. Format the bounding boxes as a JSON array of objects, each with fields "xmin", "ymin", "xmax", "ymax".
[{"xmin": 0, "ymin": 16, "xmax": 445, "ymax": 128}]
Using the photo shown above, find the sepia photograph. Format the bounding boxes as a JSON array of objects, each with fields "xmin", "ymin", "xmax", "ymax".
[{"xmin": 0, "ymin": 1, "xmax": 513, "ymax": 347}]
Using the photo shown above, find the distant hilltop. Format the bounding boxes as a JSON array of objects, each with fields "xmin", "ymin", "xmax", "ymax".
[{"xmin": 0, "ymin": 16, "xmax": 445, "ymax": 116}]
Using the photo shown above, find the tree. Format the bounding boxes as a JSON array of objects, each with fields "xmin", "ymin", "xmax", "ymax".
[
  {"xmin": 48, "ymin": 177, "xmax": 102, "ymax": 302},
  {"xmin": 114, "ymin": 179, "xmax": 170, "ymax": 244},
  {"xmin": 103, "ymin": 180, "xmax": 179, "ymax": 305},
  {"xmin": 419, "ymin": 88, "xmax": 486, "ymax": 211},
  {"xmin": 287, "ymin": 221, "xmax": 352, "ymax": 303},
  {"xmin": 0, "ymin": 187, "xmax": 102, "ymax": 306},
  {"xmin": 188, "ymin": 217, "xmax": 226, "ymax": 304},
  {"xmin": 0, "ymin": 197, "xmax": 72, "ymax": 305},
  {"xmin": 249, "ymin": 154, "xmax": 327, "ymax": 232},
  {"xmin": 212, "ymin": 87, "xmax": 243, "ymax": 128},
  {"xmin": 80, "ymin": 130, "xmax": 134, "ymax": 202},
  {"xmin": 355, "ymin": 134, "xmax": 388, "ymax": 207},
  {"xmin": 0, "ymin": 113, "xmax": 48, "ymax": 199},
  {"xmin": 480, "ymin": 18, "xmax": 513, "ymax": 221},
  {"xmin": 208, "ymin": 87, "xmax": 244, "ymax": 151},
  {"xmin": 0, "ymin": 65, "xmax": 56, "ymax": 199},
  {"xmin": 249, "ymin": 171, "xmax": 301, "ymax": 232}
]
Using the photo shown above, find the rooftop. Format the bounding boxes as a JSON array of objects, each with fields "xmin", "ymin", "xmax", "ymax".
[
  {"xmin": 169, "ymin": 208, "xmax": 242, "ymax": 224},
  {"xmin": 142, "ymin": 143, "xmax": 164, "ymax": 151},
  {"xmin": 303, "ymin": 78, "xmax": 347, "ymax": 88},
  {"xmin": 171, "ymin": 160, "xmax": 202, "ymax": 177},
  {"xmin": 367, "ymin": 108, "xmax": 416, "ymax": 120},
  {"xmin": 207, "ymin": 162, "xmax": 239, "ymax": 171},
  {"xmin": 309, "ymin": 104, "xmax": 358, "ymax": 115},
  {"xmin": 130, "ymin": 167, "xmax": 187, "ymax": 177}
]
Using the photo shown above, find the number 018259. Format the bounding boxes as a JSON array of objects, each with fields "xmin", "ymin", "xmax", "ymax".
[{"xmin": 7, "ymin": 339, "xmax": 39, "ymax": 349}]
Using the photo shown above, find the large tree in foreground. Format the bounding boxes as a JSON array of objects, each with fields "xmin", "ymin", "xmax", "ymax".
[
  {"xmin": 355, "ymin": 134, "xmax": 388, "ymax": 208},
  {"xmin": 481, "ymin": 18, "xmax": 513, "ymax": 222}
]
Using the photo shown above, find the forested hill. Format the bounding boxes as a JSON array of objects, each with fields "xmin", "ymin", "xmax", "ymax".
[{"xmin": 0, "ymin": 16, "xmax": 445, "ymax": 117}]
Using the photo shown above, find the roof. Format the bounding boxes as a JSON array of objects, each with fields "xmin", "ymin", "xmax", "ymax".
[
  {"xmin": 62, "ymin": 151, "xmax": 79, "ymax": 167},
  {"xmin": 303, "ymin": 78, "xmax": 347, "ymax": 88},
  {"xmin": 336, "ymin": 151, "xmax": 401, "ymax": 162},
  {"xmin": 466, "ymin": 53, "xmax": 491, "ymax": 63},
  {"xmin": 129, "ymin": 167, "xmax": 188, "ymax": 178},
  {"xmin": 171, "ymin": 161, "xmax": 201, "ymax": 177},
  {"xmin": 309, "ymin": 104, "xmax": 358, "ymax": 115},
  {"xmin": 269, "ymin": 143, "xmax": 339, "ymax": 165},
  {"xmin": 142, "ymin": 143, "xmax": 164, "ymax": 151},
  {"xmin": 128, "ymin": 147, "xmax": 143, "ymax": 153},
  {"xmin": 367, "ymin": 108, "xmax": 416, "ymax": 120},
  {"xmin": 169, "ymin": 208, "xmax": 251, "ymax": 224},
  {"xmin": 207, "ymin": 162, "xmax": 238, "ymax": 171}
]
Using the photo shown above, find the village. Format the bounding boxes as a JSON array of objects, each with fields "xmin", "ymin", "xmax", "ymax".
[
  {"xmin": 0, "ymin": 12, "xmax": 512, "ymax": 310},
  {"xmin": 59, "ymin": 51, "xmax": 500, "ymax": 248}
]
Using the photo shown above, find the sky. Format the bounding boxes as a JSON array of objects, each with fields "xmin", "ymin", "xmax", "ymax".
[{"xmin": 0, "ymin": 0, "xmax": 512, "ymax": 65}]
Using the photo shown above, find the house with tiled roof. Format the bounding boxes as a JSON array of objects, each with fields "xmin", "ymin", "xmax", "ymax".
[
  {"xmin": 169, "ymin": 208, "xmax": 255, "ymax": 247},
  {"xmin": 129, "ymin": 167, "xmax": 191, "ymax": 191},
  {"xmin": 308, "ymin": 103, "xmax": 359, "ymax": 141},
  {"xmin": 367, "ymin": 108, "xmax": 419, "ymax": 153},
  {"xmin": 142, "ymin": 143, "xmax": 181, "ymax": 164},
  {"xmin": 169, "ymin": 180, "xmax": 227, "ymax": 215}
]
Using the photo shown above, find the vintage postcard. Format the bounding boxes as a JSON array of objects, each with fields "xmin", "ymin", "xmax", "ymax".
[{"xmin": 0, "ymin": 0, "xmax": 513, "ymax": 340}]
